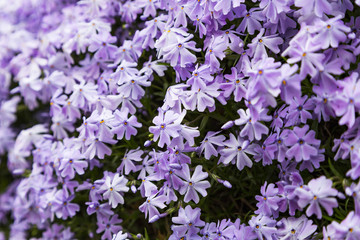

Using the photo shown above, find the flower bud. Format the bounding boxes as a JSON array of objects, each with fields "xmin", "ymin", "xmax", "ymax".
[
  {"xmin": 222, "ymin": 180, "xmax": 232, "ymax": 188},
  {"xmin": 348, "ymin": 32, "xmax": 356, "ymax": 39},
  {"xmin": 221, "ymin": 120, "xmax": 234, "ymax": 130},
  {"xmin": 149, "ymin": 215, "xmax": 160, "ymax": 223},
  {"xmin": 131, "ymin": 185, "xmax": 137, "ymax": 193},
  {"xmin": 144, "ymin": 140, "xmax": 153, "ymax": 147},
  {"xmin": 217, "ymin": 179, "xmax": 232, "ymax": 188}
]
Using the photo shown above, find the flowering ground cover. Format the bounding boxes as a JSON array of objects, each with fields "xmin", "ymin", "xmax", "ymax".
[{"xmin": 0, "ymin": 0, "xmax": 360, "ymax": 239}]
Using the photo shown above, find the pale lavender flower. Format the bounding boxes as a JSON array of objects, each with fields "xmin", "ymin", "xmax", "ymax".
[
  {"xmin": 282, "ymin": 36, "xmax": 325, "ymax": 78},
  {"xmin": 329, "ymin": 211, "xmax": 360, "ymax": 240},
  {"xmin": 98, "ymin": 173, "xmax": 129, "ymax": 208},
  {"xmin": 248, "ymin": 215, "xmax": 277, "ymax": 240},
  {"xmin": 96, "ymin": 214, "xmax": 123, "ymax": 240},
  {"xmin": 149, "ymin": 109, "xmax": 183, "ymax": 148},
  {"xmin": 110, "ymin": 108, "xmax": 142, "ymax": 140},
  {"xmin": 345, "ymin": 182, "xmax": 360, "ymax": 215},
  {"xmin": 162, "ymin": 34, "xmax": 200, "ymax": 68},
  {"xmin": 311, "ymin": 15, "xmax": 350, "ymax": 49},
  {"xmin": 248, "ymin": 29, "xmax": 284, "ymax": 60},
  {"xmin": 294, "ymin": 0, "xmax": 332, "ymax": 18},
  {"xmin": 117, "ymin": 148, "xmax": 143, "ymax": 175},
  {"xmin": 234, "ymin": 109, "xmax": 270, "ymax": 141},
  {"xmin": 222, "ymin": 67, "xmax": 247, "ymax": 102},
  {"xmin": 284, "ymin": 125, "xmax": 320, "ymax": 162},
  {"xmin": 198, "ymin": 131, "xmax": 225, "ymax": 160},
  {"xmin": 284, "ymin": 95, "xmax": 314, "ymax": 127},
  {"xmin": 332, "ymin": 72, "xmax": 360, "ymax": 128},
  {"xmin": 294, "ymin": 176, "xmax": 338, "ymax": 219},
  {"xmin": 139, "ymin": 192, "xmax": 167, "ymax": 221},
  {"xmin": 51, "ymin": 190, "xmax": 80, "ymax": 220},
  {"xmin": 277, "ymin": 215, "xmax": 317, "ymax": 240},
  {"xmin": 219, "ymin": 133, "xmax": 257, "ymax": 171},
  {"xmin": 58, "ymin": 150, "xmax": 88, "ymax": 179},
  {"xmin": 178, "ymin": 165, "xmax": 210, "ymax": 203},
  {"xmin": 255, "ymin": 182, "xmax": 280, "ymax": 217},
  {"xmin": 236, "ymin": 7, "xmax": 265, "ymax": 34},
  {"xmin": 183, "ymin": 82, "xmax": 220, "ymax": 112},
  {"xmin": 171, "ymin": 205, "xmax": 205, "ymax": 236},
  {"xmin": 117, "ymin": 74, "xmax": 151, "ymax": 101},
  {"xmin": 112, "ymin": 231, "xmax": 129, "ymax": 240}
]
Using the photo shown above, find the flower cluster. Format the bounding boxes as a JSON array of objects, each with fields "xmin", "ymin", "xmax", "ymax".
[{"xmin": 0, "ymin": 0, "xmax": 360, "ymax": 239}]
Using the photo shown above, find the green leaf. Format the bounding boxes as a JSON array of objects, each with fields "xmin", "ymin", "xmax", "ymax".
[
  {"xmin": 328, "ymin": 158, "xmax": 342, "ymax": 179},
  {"xmin": 144, "ymin": 228, "xmax": 150, "ymax": 240},
  {"xmin": 199, "ymin": 115, "xmax": 209, "ymax": 131}
]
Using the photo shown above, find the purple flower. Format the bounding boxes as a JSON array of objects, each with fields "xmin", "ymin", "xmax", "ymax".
[
  {"xmin": 277, "ymin": 215, "xmax": 317, "ymax": 240},
  {"xmin": 294, "ymin": 176, "xmax": 338, "ymax": 219},
  {"xmin": 270, "ymin": 104, "xmax": 287, "ymax": 130},
  {"xmin": 345, "ymin": 182, "xmax": 360, "ymax": 215},
  {"xmin": 58, "ymin": 150, "xmax": 88, "ymax": 179},
  {"xmin": 149, "ymin": 109, "xmax": 184, "ymax": 148},
  {"xmin": 294, "ymin": 0, "xmax": 332, "ymax": 18},
  {"xmin": 139, "ymin": 191, "xmax": 167, "ymax": 221},
  {"xmin": 187, "ymin": 64, "xmax": 213, "ymax": 90},
  {"xmin": 219, "ymin": 133, "xmax": 257, "ymax": 171},
  {"xmin": 111, "ymin": 61, "xmax": 138, "ymax": 84},
  {"xmin": 284, "ymin": 95, "xmax": 314, "ymax": 127},
  {"xmin": 205, "ymin": 36, "xmax": 227, "ymax": 73},
  {"xmin": 311, "ymin": 15, "xmax": 350, "ymax": 49},
  {"xmin": 248, "ymin": 29, "xmax": 284, "ymax": 60},
  {"xmin": 98, "ymin": 173, "xmax": 129, "ymax": 208},
  {"xmin": 140, "ymin": 56, "xmax": 167, "ymax": 79},
  {"xmin": 110, "ymin": 108, "xmax": 142, "ymax": 140},
  {"xmin": 329, "ymin": 211, "xmax": 360, "ymax": 239},
  {"xmin": 255, "ymin": 182, "xmax": 280, "ymax": 217},
  {"xmin": 246, "ymin": 57, "xmax": 282, "ymax": 100},
  {"xmin": 236, "ymin": 7, "xmax": 265, "ymax": 34},
  {"xmin": 84, "ymin": 137, "xmax": 115, "ymax": 159},
  {"xmin": 51, "ymin": 189, "xmax": 80, "ymax": 220},
  {"xmin": 117, "ymin": 74, "xmax": 151, "ymax": 101},
  {"xmin": 162, "ymin": 34, "xmax": 200, "ymax": 68},
  {"xmin": 198, "ymin": 131, "xmax": 225, "ymax": 160},
  {"xmin": 214, "ymin": 219, "xmax": 237, "ymax": 239},
  {"xmin": 279, "ymin": 64, "xmax": 301, "ymax": 104},
  {"xmin": 259, "ymin": 0, "xmax": 289, "ymax": 23},
  {"xmin": 213, "ymin": 0, "xmax": 242, "ymax": 15},
  {"xmin": 88, "ymin": 32, "xmax": 118, "ymax": 60},
  {"xmin": 178, "ymin": 165, "xmax": 210, "ymax": 203},
  {"xmin": 171, "ymin": 205, "xmax": 205, "ymax": 236},
  {"xmin": 85, "ymin": 201, "xmax": 114, "ymax": 219},
  {"xmin": 117, "ymin": 148, "xmax": 143, "ymax": 175},
  {"xmin": 248, "ymin": 215, "xmax": 277, "ymax": 240},
  {"xmin": 332, "ymin": 72, "xmax": 360, "ymax": 128},
  {"xmin": 69, "ymin": 81, "xmax": 98, "ymax": 108},
  {"xmin": 96, "ymin": 214, "xmax": 123, "ymax": 240},
  {"xmin": 283, "ymin": 35, "xmax": 325, "ymax": 78},
  {"xmin": 200, "ymin": 222, "xmax": 217, "ymax": 239},
  {"xmin": 311, "ymin": 57, "xmax": 343, "ymax": 92},
  {"xmin": 138, "ymin": 174, "xmax": 159, "ymax": 197},
  {"xmin": 0, "ymin": 96, "xmax": 20, "ymax": 126},
  {"xmin": 183, "ymin": 82, "xmax": 220, "ymax": 112},
  {"xmin": 299, "ymin": 148, "xmax": 325, "ymax": 172},
  {"xmin": 112, "ymin": 231, "xmax": 129, "ymax": 240},
  {"xmin": 234, "ymin": 109, "xmax": 270, "ymax": 141},
  {"xmin": 312, "ymin": 85, "xmax": 336, "ymax": 122},
  {"xmin": 284, "ymin": 125, "xmax": 320, "ymax": 162},
  {"xmin": 222, "ymin": 67, "xmax": 247, "ymax": 102},
  {"xmin": 253, "ymin": 134, "xmax": 277, "ymax": 166}
]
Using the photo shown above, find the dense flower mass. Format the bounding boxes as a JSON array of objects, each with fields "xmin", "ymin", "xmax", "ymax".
[{"xmin": 0, "ymin": 0, "xmax": 360, "ymax": 239}]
